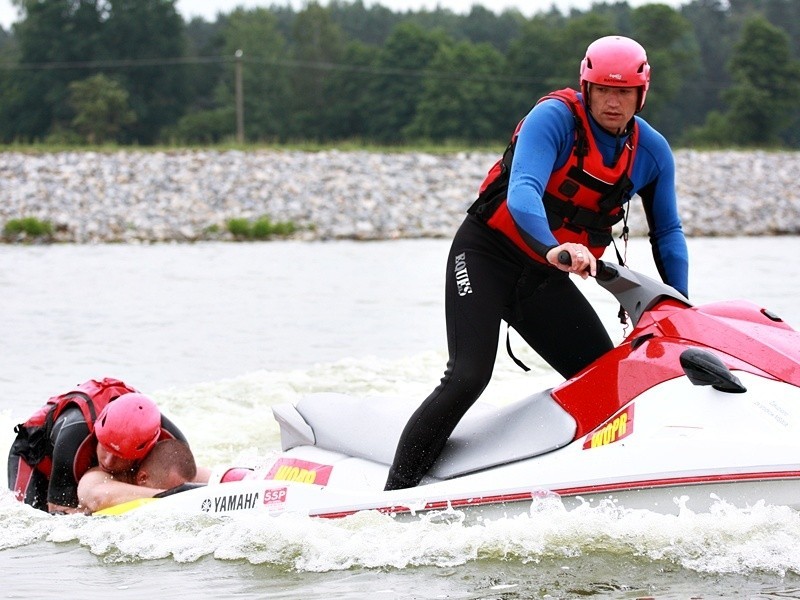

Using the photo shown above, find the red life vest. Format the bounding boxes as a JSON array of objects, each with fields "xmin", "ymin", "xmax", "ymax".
[
  {"xmin": 469, "ymin": 88, "xmax": 638, "ymax": 262},
  {"xmin": 14, "ymin": 377, "xmax": 138, "ymax": 477}
]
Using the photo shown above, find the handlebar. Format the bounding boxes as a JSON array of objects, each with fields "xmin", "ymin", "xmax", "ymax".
[
  {"xmin": 556, "ymin": 250, "xmax": 616, "ymax": 282},
  {"xmin": 556, "ymin": 250, "xmax": 573, "ymax": 266},
  {"xmin": 554, "ymin": 249, "xmax": 690, "ymax": 327}
]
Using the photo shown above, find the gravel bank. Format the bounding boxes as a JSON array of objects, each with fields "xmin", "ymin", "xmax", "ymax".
[{"xmin": 0, "ymin": 149, "xmax": 798, "ymax": 243}]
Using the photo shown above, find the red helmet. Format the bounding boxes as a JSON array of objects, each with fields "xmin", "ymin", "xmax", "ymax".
[
  {"xmin": 94, "ymin": 393, "xmax": 161, "ymax": 460},
  {"xmin": 579, "ymin": 35, "xmax": 650, "ymax": 112}
]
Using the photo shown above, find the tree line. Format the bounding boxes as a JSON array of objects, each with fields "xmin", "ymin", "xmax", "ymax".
[{"xmin": 0, "ymin": 0, "xmax": 798, "ymax": 148}]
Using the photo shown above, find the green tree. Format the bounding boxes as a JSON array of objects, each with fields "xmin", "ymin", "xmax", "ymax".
[
  {"xmin": 5, "ymin": 0, "xmax": 103, "ymax": 141},
  {"xmin": 0, "ymin": 15, "xmax": 21, "ymax": 140},
  {"xmin": 68, "ymin": 73, "xmax": 136, "ymax": 143},
  {"xmin": 630, "ymin": 4, "xmax": 700, "ymax": 139},
  {"xmin": 328, "ymin": 0, "xmax": 399, "ymax": 47},
  {"xmin": 679, "ymin": 0, "xmax": 735, "ymax": 133},
  {"xmin": 461, "ymin": 5, "xmax": 524, "ymax": 54},
  {"xmin": 0, "ymin": 22, "xmax": 13, "ymax": 47},
  {"xmin": 505, "ymin": 14, "xmax": 565, "ymax": 119},
  {"xmin": 406, "ymin": 40, "xmax": 507, "ymax": 142},
  {"xmin": 183, "ymin": 17, "xmax": 228, "ymax": 114},
  {"xmin": 287, "ymin": 3, "xmax": 345, "ymax": 140},
  {"xmin": 505, "ymin": 12, "xmax": 614, "ymax": 121},
  {"xmin": 217, "ymin": 8, "xmax": 291, "ymax": 141},
  {"xmin": 364, "ymin": 22, "xmax": 450, "ymax": 143},
  {"xmin": 321, "ymin": 40, "xmax": 378, "ymax": 140},
  {"xmin": 99, "ymin": 0, "xmax": 189, "ymax": 143},
  {"xmin": 685, "ymin": 15, "xmax": 800, "ymax": 146},
  {"xmin": 724, "ymin": 16, "xmax": 800, "ymax": 145},
  {"xmin": 5, "ymin": 0, "xmax": 187, "ymax": 143},
  {"xmin": 760, "ymin": 0, "xmax": 800, "ymax": 58}
]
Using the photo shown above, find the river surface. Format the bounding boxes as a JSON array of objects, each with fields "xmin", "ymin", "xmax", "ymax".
[{"xmin": 2, "ymin": 236, "xmax": 800, "ymax": 599}]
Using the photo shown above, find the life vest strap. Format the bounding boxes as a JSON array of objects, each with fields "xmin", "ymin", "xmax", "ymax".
[
  {"xmin": 543, "ymin": 193, "xmax": 624, "ymax": 230},
  {"xmin": 563, "ymin": 165, "xmax": 617, "ymax": 194}
]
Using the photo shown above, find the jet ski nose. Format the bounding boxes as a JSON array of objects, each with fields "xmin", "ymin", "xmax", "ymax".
[{"xmin": 679, "ymin": 348, "xmax": 747, "ymax": 393}]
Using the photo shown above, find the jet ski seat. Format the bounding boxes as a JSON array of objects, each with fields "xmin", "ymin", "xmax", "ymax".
[{"xmin": 272, "ymin": 390, "xmax": 577, "ymax": 480}]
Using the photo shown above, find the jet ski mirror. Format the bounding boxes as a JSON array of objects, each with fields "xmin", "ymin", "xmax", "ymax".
[{"xmin": 679, "ymin": 348, "xmax": 747, "ymax": 393}]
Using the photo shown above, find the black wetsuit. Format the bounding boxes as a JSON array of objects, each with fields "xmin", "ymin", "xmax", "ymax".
[{"xmin": 384, "ymin": 215, "xmax": 613, "ymax": 490}]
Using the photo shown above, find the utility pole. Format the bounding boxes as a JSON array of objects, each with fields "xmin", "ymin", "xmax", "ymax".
[{"xmin": 235, "ymin": 49, "xmax": 244, "ymax": 144}]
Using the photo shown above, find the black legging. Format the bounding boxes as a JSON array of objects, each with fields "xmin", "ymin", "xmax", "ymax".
[{"xmin": 384, "ymin": 215, "xmax": 613, "ymax": 490}]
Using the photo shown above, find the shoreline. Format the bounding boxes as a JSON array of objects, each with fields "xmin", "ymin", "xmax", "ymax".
[{"xmin": 1, "ymin": 149, "xmax": 799, "ymax": 243}]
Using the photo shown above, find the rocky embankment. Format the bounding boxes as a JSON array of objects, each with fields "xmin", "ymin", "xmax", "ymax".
[{"xmin": 0, "ymin": 149, "xmax": 798, "ymax": 243}]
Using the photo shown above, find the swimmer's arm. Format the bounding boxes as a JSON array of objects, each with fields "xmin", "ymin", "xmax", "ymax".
[{"xmin": 77, "ymin": 467, "xmax": 165, "ymax": 514}]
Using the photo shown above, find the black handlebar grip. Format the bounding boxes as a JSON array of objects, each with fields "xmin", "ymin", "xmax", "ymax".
[{"xmin": 556, "ymin": 249, "xmax": 614, "ymax": 281}]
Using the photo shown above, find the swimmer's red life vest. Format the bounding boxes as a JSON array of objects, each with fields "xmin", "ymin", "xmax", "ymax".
[
  {"xmin": 12, "ymin": 378, "xmax": 138, "ymax": 476},
  {"xmin": 468, "ymin": 87, "xmax": 638, "ymax": 262}
]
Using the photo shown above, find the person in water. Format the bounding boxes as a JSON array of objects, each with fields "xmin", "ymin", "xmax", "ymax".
[
  {"xmin": 7, "ymin": 378, "xmax": 209, "ymax": 513},
  {"xmin": 384, "ymin": 35, "xmax": 689, "ymax": 491},
  {"xmin": 78, "ymin": 438, "xmax": 198, "ymax": 514}
]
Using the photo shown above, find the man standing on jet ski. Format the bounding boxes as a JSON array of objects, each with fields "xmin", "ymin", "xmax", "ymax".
[
  {"xmin": 7, "ymin": 378, "xmax": 209, "ymax": 513},
  {"xmin": 385, "ymin": 35, "xmax": 689, "ymax": 491}
]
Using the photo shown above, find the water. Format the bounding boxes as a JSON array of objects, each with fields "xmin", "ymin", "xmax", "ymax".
[{"xmin": 2, "ymin": 236, "xmax": 800, "ymax": 599}]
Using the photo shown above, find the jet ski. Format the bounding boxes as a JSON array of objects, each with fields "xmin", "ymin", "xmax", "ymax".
[{"xmin": 99, "ymin": 259, "xmax": 800, "ymax": 519}]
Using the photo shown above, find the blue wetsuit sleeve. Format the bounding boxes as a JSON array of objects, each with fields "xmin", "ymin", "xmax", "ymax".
[
  {"xmin": 506, "ymin": 100, "xmax": 574, "ymax": 256},
  {"xmin": 633, "ymin": 121, "xmax": 689, "ymax": 297}
]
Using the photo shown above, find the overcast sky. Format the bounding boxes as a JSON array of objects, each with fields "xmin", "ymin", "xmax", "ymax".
[{"xmin": 0, "ymin": 0, "xmax": 688, "ymax": 30}]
